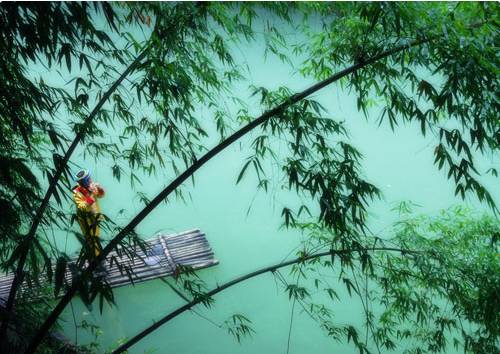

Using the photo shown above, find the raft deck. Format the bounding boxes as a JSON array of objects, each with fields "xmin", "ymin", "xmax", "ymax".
[{"xmin": 0, "ymin": 229, "xmax": 218, "ymax": 300}]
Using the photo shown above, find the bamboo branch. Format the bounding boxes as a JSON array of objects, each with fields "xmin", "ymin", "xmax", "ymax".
[
  {"xmin": 112, "ymin": 246, "xmax": 416, "ymax": 353},
  {"xmin": 24, "ymin": 37, "xmax": 428, "ymax": 354}
]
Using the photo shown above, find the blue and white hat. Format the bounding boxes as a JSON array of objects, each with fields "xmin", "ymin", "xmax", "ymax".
[{"xmin": 74, "ymin": 169, "xmax": 91, "ymax": 183}]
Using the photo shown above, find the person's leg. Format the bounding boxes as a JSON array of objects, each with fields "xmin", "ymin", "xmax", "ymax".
[
  {"xmin": 77, "ymin": 215, "xmax": 106, "ymax": 279},
  {"xmin": 77, "ymin": 216, "xmax": 94, "ymax": 256},
  {"xmin": 86, "ymin": 214, "xmax": 102, "ymax": 257},
  {"xmin": 89, "ymin": 219, "xmax": 106, "ymax": 276}
]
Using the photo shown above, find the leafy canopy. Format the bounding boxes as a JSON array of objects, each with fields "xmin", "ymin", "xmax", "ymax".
[{"xmin": 0, "ymin": 2, "xmax": 498, "ymax": 353}]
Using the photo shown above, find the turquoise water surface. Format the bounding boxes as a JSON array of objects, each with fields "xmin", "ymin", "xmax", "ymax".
[{"xmin": 42, "ymin": 22, "xmax": 500, "ymax": 354}]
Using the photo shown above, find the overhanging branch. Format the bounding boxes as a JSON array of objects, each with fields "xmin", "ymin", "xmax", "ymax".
[{"xmin": 112, "ymin": 246, "xmax": 417, "ymax": 353}]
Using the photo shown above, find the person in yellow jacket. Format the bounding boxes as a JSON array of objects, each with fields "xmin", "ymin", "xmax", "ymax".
[{"xmin": 73, "ymin": 169, "xmax": 105, "ymax": 257}]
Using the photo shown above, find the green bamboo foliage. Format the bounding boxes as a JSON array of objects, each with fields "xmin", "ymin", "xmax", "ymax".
[
  {"xmin": 276, "ymin": 207, "xmax": 499, "ymax": 354},
  {"xmin": 0, "ymin": 2, "xmax": 498, "ymax": 353},
  {"xmin": 112, "ymin": 207, "xmax": 499, "ymax": 354},
  {"xmin": 298, "ymin": 2, "xmax": 499, "ymax": 210}
]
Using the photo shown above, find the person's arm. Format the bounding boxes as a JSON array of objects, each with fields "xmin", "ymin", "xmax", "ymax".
[{"xmin": 92, "ymin": 183, "xmax": 105, "ymax": 198}]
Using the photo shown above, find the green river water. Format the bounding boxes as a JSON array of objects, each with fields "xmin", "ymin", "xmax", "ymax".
[{"xmin": 36, "ymin": 24, "xmax": 499, "ymax": 354}]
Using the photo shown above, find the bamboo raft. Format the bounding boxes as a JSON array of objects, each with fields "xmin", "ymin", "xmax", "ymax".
[{"xmin": 0, "ymin": 229, "xmax": 218, "ymax": 301}]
